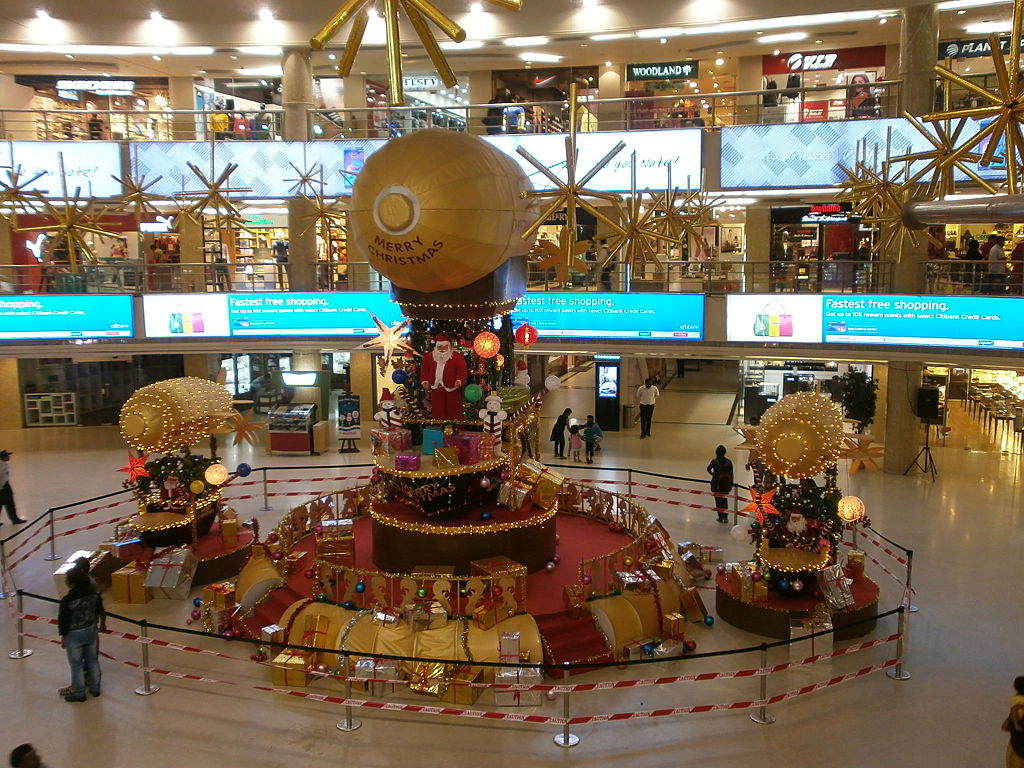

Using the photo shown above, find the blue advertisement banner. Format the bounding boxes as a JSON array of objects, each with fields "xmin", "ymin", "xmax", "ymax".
[
  {"xmin": 226, "ymin": 292, "xmax": 404, "ymax": 336},
  {"xmin": 0, "ymin": 295, "xmax": 133, "ymax": 339},
  {"xmin": 512, "ymin": 292, "xmax": 704, "ymax": 340},
  {"xmin": 822, "ymin": 295, "xmax": 1024, "ymax": 350}
]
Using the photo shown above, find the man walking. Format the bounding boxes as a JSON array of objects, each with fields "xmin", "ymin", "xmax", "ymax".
[
  {"xmin": 0, "ymin": 450, "xmax": 25, "ymax": 524},
  {"xmin": 635, "ymin": 378, "xmax": 660, "ymax": 439}
]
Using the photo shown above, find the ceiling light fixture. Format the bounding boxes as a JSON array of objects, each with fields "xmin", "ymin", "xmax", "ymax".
[
  {"xmin": 519, "ymin": 51, "xmax": 561, "ymax": 62},
  {"xmin": 773, "ymin": 49, "xmax": 781, "ymax": 55},
  {"xmin": 681, "ymin": 9, "xmax": 884, "ymax": 36},
  {"xmin": 964, "ymin": 20, "xmax": 1013, "ymax": 33},
  {"xmin": 715, "ymin": 57, "xmax": 725, "ymax": 65},
  {"xmin": 590, "ymin": 32, "xmax": 632, "ymax": 41},
  {"xmin": 757, "ymin": 32, "xmax": 808, "ymax": 43},
  {"xmin": 327, "ymin": 53, "xmax": 336, "ymax": 60},
  {"xmin": 237, "ymin": 46, "xmax": 283, "ymax": 55},
  {"xmin": 440, "ymin": 39, "xmax": 485, "ymax": 49},
  {"xmin": 149, "ymin": 10, "xmax": 163, "ymax": 20},
  {"xmin": 35, "ymin": 9, "xmax": 50, "ymax": 19},
  {"xmin": 505, "ymin": 36, "xmax": 550, "ymax": 46},
  {"xmin": 636, "ymin": 27, "xmax": 684, "ymax": 39},
  {"xmin": 604, "ymin": 60, "xmax": 612, "ymax": 66},
  {"xmin": 152, "ymin": 54, "xmax": 161, "ymax": 60},
  {"xmin": 170, "ymin": 46, "xmax": 216, "ymax": 55},
  {"xmin": 258, "ymin": 8, "xmax": 274, "ymax": 21},
  {"xmin": 470, "ymin": 1, "xmax": 483, "ymax": 11},
  {"xmin": 938, "ymin": 0, "xmax": 1009, "ymax": 9}
]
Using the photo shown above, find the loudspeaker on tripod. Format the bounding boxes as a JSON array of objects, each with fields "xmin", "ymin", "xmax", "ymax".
[{"xmin": 915, "ymin": 387, "xmax": 940, "ymax": 421}]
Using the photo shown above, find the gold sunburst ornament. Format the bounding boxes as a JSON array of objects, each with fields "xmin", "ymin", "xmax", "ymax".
[
  {"xmin": 0, "ymin": 163, "xmax": 48, "ymax": 228},
  {"xmin": 925, "ymin": 0, "xmax": 1024, "ymax": 192},
  {"xmin": 311, "ymin": 0, "xmax": 522, "ymax": 106},
  {"xmin": 533, "ymin": 225, "xmax": 591, "ymax": 285},
  {"xmin": 175, "ymin": 161, "xmax": 253, "ymax": 231},
  {"xmin": 110, "ymin": 170, "xmax": 165, "ymax": 224},
  {"xmin": 228, "ymin": 409, "xmax": 263, "ymax": 447},
  {"xmin": 601, "ymin": 153, "xmax": 678, "ymax": 274},
  {"xmin": 355, "ymin": 314, "xmax": 415, "ymax": 375},
  {"xmin": 14, "ymin": 189, "xmax": 119, "ymax": 272}
]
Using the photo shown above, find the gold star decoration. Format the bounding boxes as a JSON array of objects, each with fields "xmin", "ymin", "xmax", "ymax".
[
  {"xmin": 646, "ymin": 165, "xmax": 689, "ymax": 244},
  {"xmin": 0, "ymin": 164, "xmax": 48, "ymax": 228},
  {"xmin": 110, "ymin": 170, "xmax": 166, "ymax": 224},
  {"xmin": 228, "ymin": 409, "xmax": 263, "ymax": 447},
  {"xmin": 299, "ymin": 192, "xmax": 349, "ymax": 242},
  {"xmin": 518, "ymin": 83, "xmax": 626, "ymax": 281},
  {"xmin": 925, "ymin": 0, "xmax": 1024, "ymax": 193},
  {"xmin": 675, "ymin": 173, "xmax": 723, "ymax": 256},
  {"xmin": 840, "ymin": 434, "xmax": 884, "ymax": 475},
  {"xmin": 733, "ymin": 424, "xmax": 760, "ymax": 460},
  {"xmin": 14, "ymin": 187, "xmax": 119, "ymax": 272},
  {"xmin": 284, "ymin": 160, "xmax": 326, "ymax": 197},
  {"xmin": 354, "ymin": 314, "xmax": 415, "ymax": 375},
  {"xmin": 534, "ymin": 225, "xmax": 591, "ymax": 285},
  {"xmin": 174, "ymin": 161, "xmax": 253, "ymax": 232},
  {"xmin": 310, "ymin": 0, "xmax": 522, "ymax": 106},
  {"xmin": 742, "ymin": 487, "xmax": 778, "ymax": 525},
  {"xmin": 887, "ymin": 113, "xmax": 995, "ymax": 199}
]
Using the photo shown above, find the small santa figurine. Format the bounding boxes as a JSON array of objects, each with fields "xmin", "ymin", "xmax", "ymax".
[
  {"xmin": 514, "ymin": 359, "xmax": 530, "ymax": 387},
  {"xmin": 373, "ymin": 388, "xmax": 403, "ymax": 430},
  {"xmin": 479, "ymin": 393, "xmax": 507, "ymax": 456},
  {"xmin": 419, "ymin": 333, "xmax": 468, "ymax": 421}
]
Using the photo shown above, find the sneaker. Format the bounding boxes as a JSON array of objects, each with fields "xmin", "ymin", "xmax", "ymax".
[
  {"xmin": 13, "ymin": 518, "xmax": 26, "ymax": 524},
  {"xmin": 63, "ymin": 693, "xmax": 87, "ymax": 702},
  {"xmin": 58, "ymin": 685, "xmax": 74, "ymax": 697},
  {"xmin": 89, "ymin": 689, "xmax": 101, "ymax": 698}
]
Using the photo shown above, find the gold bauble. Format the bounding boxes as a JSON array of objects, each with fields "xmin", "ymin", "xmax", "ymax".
[
  {"xmin": 189, "ymin": 479, "xmax": 207, "ymax": 494},
  {"xmin": 204, "ymin": 463, "xmax": 230, "ymax": 486},
  {"xmin": 837, "ymin": 495, "xmax": 866, "ymax": 522},
  {"xmin": 756, "ymin": 391, "xmax": 844, "ymax": 478},
  {"xmin": 119, "ymin": 376, "xmax": 233, "ymax": 453},
  {"xmin": 349, "ymin": 130, "xmax": 534, "ymax": 292}
]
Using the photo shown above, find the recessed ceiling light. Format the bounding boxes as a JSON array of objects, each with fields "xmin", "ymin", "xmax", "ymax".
[
  {"xmin": 152, "ymin": 54, "xmax": 161, "ymax": 60},
  {"xmin": 938, "ymin": 0, "xmax": 1008, "ymax": 9},
  {"xmin": 591, "ymin": 32, "xmax": 632, "ymax": 41},
  {"xmin": 716, "ymin": 50, "xmax": 724, "ymax": 55},
  {"xmin": 715, "ymin": 57, "xmax": 725, "ymax": 65},
  {"xmin": 604, "ymin": 60, "xmax": 612, "ymax": 66},
  {"xmin": 504, "ymin": 36, "xmax": 549, "ymax": 46},
  {"xmin": 470, "ymin": 1, "xmax": 483, "ymax": 11},
  {"xmin": 149, "ymin": 10, "xmax": 163, "ymax": 20},
  {"xmin": 170, "ymin": 46, "xmax": 215, "ymax": 55},
  {"xmin": 258, "ymin": 8, "xmax": 274, "ymax": 21},
  {"xmin": 660, "ymin": 37, "xmax": 667, "ymax": 44},
  {"xmin": 773, "ymin": 49, "xmax": 780, "ymax": 55},
  {"xmin": 965, "ymin": 21, "xmax": 1013, "ymax": 33},
  {"xmin": 102, "ymin": 71, "xmax": 110, "ymax": 77},
  {"xmin": 64, "ymin": 53, "xmax": 73, "ymax": 59},
  {"xmin": 814, "ymin": 39, "xmax": 823, "ymax": 43},
  {"xmin": 957, "ymin": 8, "xmax": 967, "ymax": 12},
  {"xmin": 230, "ymin": 54, "xmax": 237, "ymax": 59},
  {"xmin": 964, "ymin": 66, "xmax": 972, "ymax": 71},
  {"xmin": 238, "ymin": 46, "xmax": 282, "ymax": 55},
  {"xmin": 440, "ymin": 39, "xmax": 485, "ymax": 49},
  {"xmin": 519, "ymin": 51, "xmax": 561, "ymax": 62},
  {"xmin": 758, "ymin": 32, "xmax": 808, "ymax": 43},
  {"xmin": 328, "ymin": 53, "xmax": 336, "ymax": 60},
  {"xmin": 35, "ymin": 9, "xmax": 50, "ymax": 19},
  {"xmin": 637, "ymin": 27, "xmax": 683, "ymax": 38},
  {"xmin": 879, "ymin": 17, "xmax": 887, "ymax": 23}
]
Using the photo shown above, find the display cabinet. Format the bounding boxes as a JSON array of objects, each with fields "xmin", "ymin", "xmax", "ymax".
[
  {"xmin": 24, "ymin": 392, "xmax": 77, "ymax": 427},
  {"xmin": 267, "ymin": 403, "xmax": 318, "ymax": 454}
]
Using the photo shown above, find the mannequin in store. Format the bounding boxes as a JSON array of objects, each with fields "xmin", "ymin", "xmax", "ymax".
[
  {"xmin": 849, "ymin": 74, "xmax": 879, "ymax": 119},
  {"xmin": 87, "ymin": 113, "xmax": 104, "ymax": 140},
  {"xmin": 503, "ymin": 96, "xmax": 525, "ymax": 135},
  {"xmin": 273, "ymin": 240, "xmax": 288, "ymax": 288}
]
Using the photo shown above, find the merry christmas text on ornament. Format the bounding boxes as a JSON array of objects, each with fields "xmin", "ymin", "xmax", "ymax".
[{"xmin": 366, "ymin": 234, "xmax": 445, "ymax": 265}]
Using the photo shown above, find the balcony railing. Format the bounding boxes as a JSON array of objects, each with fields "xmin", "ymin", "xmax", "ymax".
[
  {"xmin": 0, "ymin": 81, "xmax": 902, "ymax": 143},
  {"xmin": 923, "ymin": 259, "xmax": 1024, "ymax": 296}
]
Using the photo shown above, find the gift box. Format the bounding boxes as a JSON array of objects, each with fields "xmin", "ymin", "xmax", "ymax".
[
  {"xmin": 651, "ymin": 558, "xmax": 675, "ymax": 580},
  {"xmin": 563, "ymin": 584, "xmax": 586, "ymax": 619},
  {"xmin": 283, "ymin": 550, "xmax": 307, "ymax": 576},
  {"xmin": 479, "ymin": 433, "xmax": 497, "ymax": 461},
  {"xmin": 653, "ymin": 639, "xmax": 685, "ymax": 658},
  {"xmin": 677, "ymin": 541, "xmax": 702, "ymax": 560},
  {"xmin": 515, "ymin": 457, "xmax": 547, "ymax": 485},
  {"xmin": 316, "ymin": 537, "xmax": 354, "ymax": 566},
  {"xmin": 624, "ymin": 638, "xmax": 657, "ymax": 661},
  {"xmin": 110, "ymin": 564, "xmax": 150, "ymax": 604},
  {"xmin": 402, "ymin": 600, "xmax": 447, "ymax": 631},
  {"xmin": 261, "ymin": 624, "xmax": 285, "ymax": 644},
  {"xmin": 439, "ymin": 664, "xmax": 483, "ymax": 705},
  {"xmin": 471, "ymin": 600, "xmax": 514, "ymax": 630},
  {"xmin": 681, "ymin": 551, "xmax": 708, "ymax": 581},
  {"xmin": 219, "ymin": 518, "xmax": 239, "ymax": 547},
  {"xmin": 493, "ymin": 665, "xmax": 542, "ymax": 706},
  {"xmin": 817, "ymin": 564, "xmax": 854, "ymax": 610},
  {"xmin": 394, "ymin": 453, "xmax": 421, "ymax": 471},
  {"xmin": 371, "ymin": 427, "xmax": 413, "ymax": 455},
  {"xmin": 271, "ymin": 649, "xmax": 310, "ymax": 687},
  {"xmin": 54, "ymin": 550, "xmax": 115, "ymax": 596},
  {"xmin": 680, "ymin": 586, "xmax": 709, "ymax": 623},
  {"xmin": 320, "ymin": 518, "xmax": 354, "ymax": 538},
  {"xmin": 701, "ymin": 546, "xmax": 724, "ymax": 565},
  {"xmin": 111, "ymin": 538, "xmax": 147, "ymax": 563},
  {"xmin": 789, "ymin": 616, "xmax": 834, "ymax": 661},
  {"xmin": 301, "ymin": 614, "xmax": 331, "ymax": 655},
  {"xmin": 432, "ymin": 447, "xmax": 460, "ymax": 468},
  {"xmin": 663, "ymin": 612, "xmax": 685, "ymax": 639},
  {"xmin": 143, "ymin": 548, "xmax": 198, "ymax": 599},
  {"xmin": 421, "ymin": 427, "xmax": 445, "ymax": 455},
  {"xmin": 409, "ymin": 661, "xmax": 447, "ymax": 696},
  {"xmin": 846, "ymin": 549, "xmax": 865, "ymax": 580},
  {"xmin": 451, "ymin": 431, "xmax": 484, "ymax": 465},
  {"xmin": 499, "ymin": 631, "xmax": 521, "ymax": 663},
  {"xmin": 497, "ymin": 480, "xmax": 532, "ymax": 510},
  {"xmin": 730, "ymin": 563, "xmax": 754, "ymax": 603},
  {"xmin": 470, "ymin": 556, "xmax": 527, "ymax": 607},
  {"xmin": 614, "ymin": 569, "xmax": 657, "ymax": 594},
  {"xmin": 529, "ymin": 467, "xmax": 565, "ymax": 509},
  {"xmin": 202, "ymin": 581, "xmax": 236, "ymax": 610},
  {"xmin": 753, "ymin": 579, "xmax": 768, "ymax": 602},
  {"xmin": 352, "ymin": 657, "xmax": 401, "ymax": 696}
]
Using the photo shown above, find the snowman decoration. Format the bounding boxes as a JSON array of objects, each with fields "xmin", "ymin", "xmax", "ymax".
[
  {"xmin": 373, "ymin": 388, "xmax": 404, "ymax": 430},
  {"xmin": 514, "ymin": 359, "xmax": 530, "ymax": 387},
  {"xmin": 479, "ymin": 393, "xmax": 507, "ymax": 456}
]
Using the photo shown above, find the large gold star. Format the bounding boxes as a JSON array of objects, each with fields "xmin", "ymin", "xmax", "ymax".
[
  {"xmin": 110, "ymin": 171, "xmax": 165, "ymax": 223},
  {"xmin": 311, "ymin": 0, "xmax": 522, "ymax": 106},
  {"xmin": 602, "ymin": 166, "xmax": 678, "ymax": 274},
  {"xmin": 174, "ymin": 162, "xmax": 253, "ymax": 232},
  {"xmin": 840, "ymin": 434, "xmax": 884, "ymax": 475},
  {"xmin": 228, "ymin": 409, "xmax": 263, "ymax": 447},
  {"xmin": 887, "ymin": 113, "xmax": 995, "ymax": 199},
  {"xmin": 298, "ymin": 192, "xmax": 349, "ymax": 241},
  {"xmin": 534, "ymin": 225, "xmax": 590, "ymax": 285},
  {"xmin": 15, "ymin": 188, "xmax": 119, "ymax": 272},
  {"xmin": 925, "ymin": 0, "xmax": 1024, "ymax": 192},
  {"xmin": 0, "ymin": 164, "xmax": 48, "ymax": 228},
  {"xmin": 354, "ymin": 314, "xmax": 415, "ymax": 375}
]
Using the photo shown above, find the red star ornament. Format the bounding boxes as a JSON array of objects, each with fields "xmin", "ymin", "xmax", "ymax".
[
  {"xmin": 742, "ymin": 487, "xmax": 778, "ymax": 525},
  {"xmin": 119, "ymin": 453, "xmax": 149, "ymax": 482}
]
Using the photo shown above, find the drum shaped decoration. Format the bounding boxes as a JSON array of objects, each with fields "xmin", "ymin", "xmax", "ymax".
[
  {"xmin": 348, "ymin": 129, "xmax": 534, "ymax": 292},
  {"xmin": 119, "ymin": 376, "xmax": 233, "ymax": 453},
  {"xmin": 755, "ymin": 391, "xmax": 844, "ymax": 478}
]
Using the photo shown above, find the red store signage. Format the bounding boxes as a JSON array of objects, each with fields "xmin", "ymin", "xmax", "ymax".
[{"xmin": 763, "ymin": 45, "xmax": 886, "ymax": 75}]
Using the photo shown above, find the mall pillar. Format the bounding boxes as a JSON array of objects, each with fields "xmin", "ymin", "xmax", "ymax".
[
  {"xmin": 597, "ymin": 63, "xmax": 626, "ymax": 131},
  {"xmin": 168, "ymin": 76, "xmax": 198, "ymax": 140},
  {"xmin": 745, "ymin": 204, "xmax": 772, "ymax": 292},
  {"xmin": 881, "ymin": 360, "xmax": 924, "ymax": 474},
  {"xmin": 282, "ymin": 47, "xmax": 318, "ymax": 293},
  {"xmin": 177, "ymin": 216, "xmax": 206, "ymax": 292},
  {"xmin": 468, "ymin": 70, "xmax": 492, "ymax": 135},
  {"xmin": 343, "ymin": 75, "xmax": 368, "ymax": 134},
  {"xmin": 900, "ymin": 4, "xmax": 938, "ymax": 116},
  {"xmin": 0, "ymin": 359, "xmax": 20, "ymax": 430},
  {"xmin": 892, "ymin": 239, "xmax": 929, "ymax": 293}
]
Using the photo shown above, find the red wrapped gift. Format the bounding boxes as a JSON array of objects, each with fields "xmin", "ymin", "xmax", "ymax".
[
  {"xmin": 370, "ymin": 427, "xmax": 412, "ymax": 455},
  {"xmin": 202, "ymin": 581, "xmax": 236, "ymax": 609},
  {"xmin": 452, "ymin": 431, "xmax": 483, "ymax": 465},
  {"xmin": 394, "ymin": 453, "xmax": 421, "ymax": 471}
]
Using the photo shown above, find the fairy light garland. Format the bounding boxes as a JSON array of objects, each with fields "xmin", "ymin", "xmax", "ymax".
[
  {"xmin": 369, "ymin": 501, "xmax": 555, "ymax": 535},
  {"xmin": 755, "ymin": 391, "xmax": 844, "ymax": 479},
  {"xmin": 373, "ymin": 452, "xmax": 511, "ymax": 479}
]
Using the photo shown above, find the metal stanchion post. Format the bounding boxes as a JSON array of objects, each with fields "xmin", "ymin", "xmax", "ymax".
[
  {"xmin": 8, "ymin": 591, "xmax": 33, "ymax": 659},
  {"xmin": 45, "ymin": 509, "xmax": 61, "ymax": 561},
  {"xmin": 732, "ymin": 484, "xmax": 739, "ymax": 525},
  {"xmin": 553, "ymin": 663, "xmax": 579, "ymax": 748},
  {"xmin": 260, "ymin": 468, "xmax": 272, "ymax": 511},
  {"xmin": 886, "ymin": 606, "xmax": 912, "ymax": 681},
  {"xmin": 627, "ymin": 468, "xmax": 633, "ymax": 499},
  {"xmin": 0, "ymin": 542, "xmax": 9, "ymax": 600},
  {"xmin": 134, "ymin": 620, "xmax": 160, "ymax": 695},
  {"xmin": 904, "ymin": 549, "xmax": 918, "ymax": 612},
  {"xmin": 337, "ymin": 650, "xmax": 362, "ymax": 731},
  {"xmin": 749, "ymin": 643, "xmax": 775, "ymax": 724}
]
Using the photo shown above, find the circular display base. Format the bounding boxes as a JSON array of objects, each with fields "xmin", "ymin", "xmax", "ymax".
[
  {"xmin": 714, "ymin": 572, "xmax": 879, "ymax": 640},
  {"xmin": 370, "ymin": 499, "xmax": 557, "ymax": 574}
]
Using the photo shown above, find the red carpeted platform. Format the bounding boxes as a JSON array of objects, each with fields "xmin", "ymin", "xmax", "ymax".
[{"xmin": 534, "ymin": 611, "xmax": 615, "ymax": 677}]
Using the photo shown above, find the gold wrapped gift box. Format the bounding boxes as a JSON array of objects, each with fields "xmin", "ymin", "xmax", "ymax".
[
  {"xmin": 111, "ymin": 564, "xmax": 151, "ymax": 604},
  {"xmin": 432, "ymin": 447, "xmax": 460, "ymax": 468},
  {"xmin": 202, "ymin": 581, "xmax": 236, "ymax": 610},
  {"xmin": 220, "ymin": 518, "xmax": 239, "ymax": 547},
  {"xmin": 563, "ymin": 584, "xmax": 586, "ymax": 619},
  {"xmin": 402, "ymin": 600, "xmax": 448, "ymax": 632},
  {"xmin": 409, "ymin": 661, "xmax": 448, "ymax": 696},
  {"xmin": 497, "ymin": 479, "xmax": 532, "ymax": 510},
  {"xmin": 680, "ymin": 586, "xmax": 709, "ymax": 623},
  {"xmin": 271, "ymin": 649, "xmax": 310, "ymax": 687},
  {"xmin": 846, "ymin": 549, "xmax": 865, "ymax": 580},
  {"xmin": 471, "ymin": 600, "xmax": 514, "ymax": 630},
  {"xmin": 663, "ymin": 612, "xmax": 685, "ymax": 639},
  {"xmin": 439, "ymin": 664, "xmax": 484, "ymax": 705}
]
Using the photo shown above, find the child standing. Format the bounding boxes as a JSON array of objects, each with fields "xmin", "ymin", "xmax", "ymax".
[
  {"xmin": 569, "ymin": 424, "xmax": 583, "ymax": 462},
  {"xmin": 583, "ymin": 421, "xmax": 600, "ymax": 464}
]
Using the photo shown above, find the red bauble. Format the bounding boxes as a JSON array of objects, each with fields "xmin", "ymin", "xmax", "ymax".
[
  {"xmin": 267, "ymin": 532, "xmax": 279, "ymax": 544},
  {"xmin": 473, "ymin": 331, "xmax": 501, "ymax": 359},
  {"xmin": 514, "ymin": 323, "xmax": 539, "ymax": 346}
]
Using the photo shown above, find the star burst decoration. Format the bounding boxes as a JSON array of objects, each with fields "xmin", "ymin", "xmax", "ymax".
[
  {"xmin": 742, "ymin": 487, "xmax": 778, "ymax": 525},
  {"xmin": 355, "ymin": 314, "xmax": 415, "ymax": 374},
  {"xmin": 285, "ymin": 160, "xmax": 327, "ymax": 197},
  {"xmin": 0, "ymin": 164, "xmax": 48, "ymax": 227},
  {"xmin": 310, "ymin": 0, "xmax": 522, "ymax": 106},
  {"xmin": 534, "ymin": 225, "xmax": 591, "ymax": 284},
  {"xmin": 174, "ymin": 162, "xmax": 252, "ymax": 231},
  {"xmin": 925, "ymin": 0, "xmax": 1024, "ymax": 193},
  {"xmin": 15, "ymin": 187, "xmax": 119, "ymax": 271},
  {"xmin": 299, "ymin": 192, "xmax": 349, "ymax": 241},
  {"xmin": 110, "ymin": 170, "xmax": 165, "ymax": 223},
  {"xmin": 119, "ymin": 453, "xmax": 150, "ymax": 483},
  {"xmin": 600, "ymin": 154, "xmax": 680, "ymax": 273},
  {"xmin": 675, "ymin": 175, "xmax": 723, "ymax": 252},
  {"xmin": 228, "ymin": 409, "xmax": 263, "ymax": 447}
]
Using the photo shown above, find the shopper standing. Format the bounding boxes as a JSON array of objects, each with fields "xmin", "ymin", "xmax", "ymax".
[
  {"xmin": 707, "ymin": 445, "xmax": 734, "ymax": 523},
  {"xmin": 635, "ymin": 378, "xmax": 660, "ymax": 438},
  {"xmin": 8, "ymin": 744, "xmax": 43, "ymax": 768},
  {"xmin": 1003, "ymin": 676, "xmax": 1024, "ymax": 768},
  {"xmin": 583, "ymin": 419, "xmax": 600, "ymax": 464},
  {"xmin": 987, "ymin": 234, "xmax": 1007, "ymax": 294},
  {"xmin": 598, "ymin": 239, "xmax": 614, "ymax": 290},
  {"xmin": 549, "ymin": 408, "xmax": 571, "ymax": 458},
  {"xmin": 0, "ymin": 450, "xmax": 24, "ymax": 524},
  {"xmin": 57, "ymin": 567, "xmax": 104, "ymax": 702}
]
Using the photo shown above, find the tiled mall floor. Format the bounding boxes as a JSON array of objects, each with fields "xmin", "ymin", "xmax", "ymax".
[{"xmin": 0, "ymin": 362, "xmax": 1019, "ymax": 768}]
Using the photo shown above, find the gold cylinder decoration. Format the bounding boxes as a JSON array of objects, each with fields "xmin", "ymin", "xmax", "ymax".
[
  {"xmin": 119, "ymin": 376, "xmax": 233, "ymax": 453},
  {"xmin": 349, "ymin": 129, "xmax": 534, "ymax": 292},
  {"xmin": 755, "ymin": 391, "xmax": 844, "ymax": 478}
]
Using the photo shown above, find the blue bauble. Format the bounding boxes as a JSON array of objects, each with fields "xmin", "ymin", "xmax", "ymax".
[
  {"xmin": 343, "ymin": 601, "xmax": 356, "ymax": 610},
  {"xmin": 193, "ymin": 597, "xmax": 203, "ymax": 607},
  {"xmin": 391, "ymin": 369, "xmax": 408, "ymax": 384},
  {"xmin": 778, "ymin": 579, "xmax": 791, "ymax": 591},
  {"xmin": 703, "ymin": 615, "xmax": 715, "ymax": 626},
  {"xmin": 354, "ymin": 581, "xmax": 366, "ymax": 593},
  {"xmin": 236, "ymin": 463, "xmax": 252, "ymax": 477},
  {"xmin": 642, "ymin": 643, "xmax": 655, "ymax": 656},
  {"xmin": 481, "ymin": 511, "xmax": 492, "ymax": 521}
]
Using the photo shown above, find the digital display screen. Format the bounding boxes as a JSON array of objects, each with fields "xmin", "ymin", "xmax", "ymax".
[
  {"xmin": 512, "ymin": 293, "xmax": 704, "ymax": 340},
  {"xmin": 227, "ymin": 292, "xmax": 404, "ymax": 336},
  {"xmin": 0, "ymin": 295, "xmax": 133, "ymax": 339},
  {"xmin": 597, "ymin": 365, "xmax": 619, "ymax": 398},
  {"xmin": 142, "ymin": 294, "xmax": 231, "ymax": 338},
  {"xmin": 726, "ymin": 295, "xmax": 825, "ymax": 343}
]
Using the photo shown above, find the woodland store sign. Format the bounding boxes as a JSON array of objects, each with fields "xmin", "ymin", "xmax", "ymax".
[{"xmin": 627, "ymin": 60, "xmax": 699, "ymax": 81}]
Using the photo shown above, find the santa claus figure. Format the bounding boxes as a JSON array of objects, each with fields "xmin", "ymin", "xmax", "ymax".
[
  {"xmin": 373, "ymin": 388, "xmax": 403, "ymax": 430},
  {"xmin": 785, "ymin": 511, "xmax": 808, "ymax": 536},
  {"xmin": 478, "ymin": 393, "xmax": 507, "ymax": 455},
  {"xmin": 514, "ymin": 359, "xmax": 530, "ymax": 387},
  {"xmin": 419, "ymin": 333, "xmax": 468, "ymax": 421}
]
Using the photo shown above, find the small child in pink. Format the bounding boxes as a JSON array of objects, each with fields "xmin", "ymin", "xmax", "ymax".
[{"xmin": 569, "ymin": 424, "xmax": 583, "ymax": 462}]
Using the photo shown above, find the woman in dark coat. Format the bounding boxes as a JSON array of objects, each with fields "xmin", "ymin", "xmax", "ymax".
[{"xmin": 549, "ymin": 408, "xmax": 572, "ymax": 459}]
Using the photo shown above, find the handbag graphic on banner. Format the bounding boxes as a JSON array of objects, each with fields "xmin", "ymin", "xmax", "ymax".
[{"xmin": 753, "ymin": 301, "xmax": 793, "ymax": 337}]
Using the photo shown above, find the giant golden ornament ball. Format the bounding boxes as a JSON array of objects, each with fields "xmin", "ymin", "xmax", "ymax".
[
  {"xmin": 755, "ymin": 391, "xmax": 844, "ymax": 479},
  {"xmin": 119, "ymin": 376, "xmax": 233, "ymax": 453},
  {"xmin": 349, "ymin": 129, "xmax": 534, "ymax": 292}
]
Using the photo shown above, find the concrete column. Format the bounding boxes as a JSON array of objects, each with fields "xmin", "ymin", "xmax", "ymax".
[
  {"xmin": 282, "ymin": 47, "xmax": 314, "ymax": 141},
  {"xmin": 167, "ymin": 76, "xmax": 198, "ymax": 140},
  {"xmin": 0, "ymin": 359, "xmax": 21, "ymax": 429},
  {"xmin": 597, "ymin": 62, "xmax": 626, "ymax": 132},
  {"xmin": 891, "ymin": 238, "xmax": 929, "ymax": 292},
  {"xmin": 183, "ymin": 354, "xmax": 215, "ymax": 380},
  {"xmin": 286, "ymin": 197, "xmax": 318, "ymax": 292},
  {"xmin": 468, "ymin": 70, "xmax": 493, "ymax": 135},
  {"xmin": 735, "ymin": 54, "xmax": 763, "ymax": 125},
  {"xmin": 745, "ymin": 203, "xmax": 773, "ymax": 292},
  {"xmin": 0, "ymin": 218, "xmax": 12, "ymax": 266},
  {"xmin": 342, "ymin": 75, "xmax": 368, "ymax": 135},
  {"xmin": 882, "ymin": 360, "xmax": 924, "ymax": 473},
  {"xmin": 900, "ymin": 4, "xmax": 938, "ymax": 116},
  {"xmin": 177, "ymin": 215, "xmax": 206, "ymax": 292}
]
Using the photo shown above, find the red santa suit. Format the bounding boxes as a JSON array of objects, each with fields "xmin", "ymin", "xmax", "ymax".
[{"xmin": 419, "ymin": 334, "xmax": 468, "ymax": 420}]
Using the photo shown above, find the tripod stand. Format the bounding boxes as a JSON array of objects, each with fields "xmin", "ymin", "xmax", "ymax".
[{"xmin": 903, "ymin": 420, "xmax": 938, "ymax": 480}]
